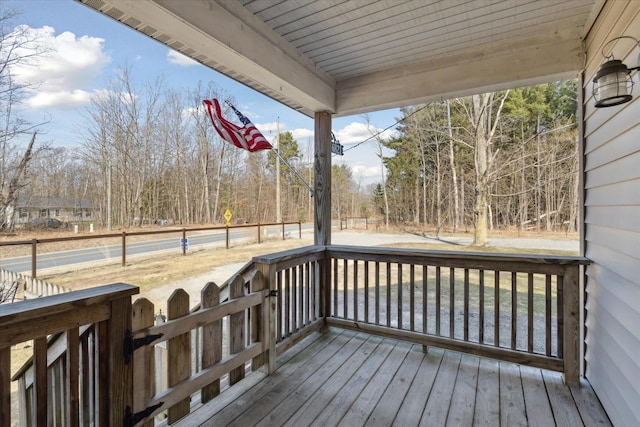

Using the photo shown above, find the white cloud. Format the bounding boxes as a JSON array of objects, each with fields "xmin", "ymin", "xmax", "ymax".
[
  {"xmin": 10, "ymin": 25, "xmax": 111, "ymax": 109},
  {"xmin": 291, "ymin": 128, "xmax": 313, "ymax": 141},
  {"xmin": 167, "ymin": 50, "xmax": 199, "ymax": 66},
  {"xmin": 25, "ymin": 89, "xmax": 92, "ymax": 109},
  {"xmin": 335, "ymin": 121, "xmax": 397, "ymax": 145}
]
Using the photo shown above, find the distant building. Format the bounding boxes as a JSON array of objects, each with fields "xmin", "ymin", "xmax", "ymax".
[{"xmin": 14, "ymin": 197, "xmax": 94, "ymax": 225}]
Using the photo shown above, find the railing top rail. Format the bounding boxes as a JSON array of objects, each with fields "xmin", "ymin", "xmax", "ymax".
[
  {"xmin": 251, "ymin": 243, "xmax": 589, "ymax": 272},
  {"xmin": 326, "ymin": 245, "xmax": 591, "ymax": 265},
  {"xmin": 0, "ymin": 283, "xmax": 138, "ymax": 345},
  {"xmin": 252, "ymin": 245, "xmax": 325, "ymax": 265}
]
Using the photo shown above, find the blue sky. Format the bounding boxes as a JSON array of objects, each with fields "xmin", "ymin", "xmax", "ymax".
[{"xmin": 8, "ymin": 0, "xmax": 399, "ymax": 184}]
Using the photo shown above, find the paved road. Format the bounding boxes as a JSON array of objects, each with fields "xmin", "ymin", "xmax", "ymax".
[
  {"xmin": 1, "ymin": 223, "xmax": 306, "ymax": 274},
  {"xmin": 1, "ymin": 223, "xmax": 579, "ymax": 275}
]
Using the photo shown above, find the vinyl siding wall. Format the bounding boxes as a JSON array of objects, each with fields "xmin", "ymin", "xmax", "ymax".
[{"xmin": 583, "ymin": 1, "xmax": 640, "ymax": 425}]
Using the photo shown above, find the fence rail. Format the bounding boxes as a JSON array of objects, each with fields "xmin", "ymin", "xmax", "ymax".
[{"xmin": 0, "ymin": 221, "xmax": 302, "ymax": 278}]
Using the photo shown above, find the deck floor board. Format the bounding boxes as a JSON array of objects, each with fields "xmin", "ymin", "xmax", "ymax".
[{"xmin": 178, "ymin": 329, "xmax": 611, "ymax": 427}]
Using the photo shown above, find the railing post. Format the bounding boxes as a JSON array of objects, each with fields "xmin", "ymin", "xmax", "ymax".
[
  {"xmin": 182, "ymin": 228, "xmax": 187, "ymax": 256},
  {"xmin": 31, "ymin": 239, "xmax": 37, "ymax": 279},
  {"xmin": 562, "ymin": 265, "xmax": 580, "ymax": 387},
  {"xmin": 108, "ymin": 295, "xmax": 133, "ymax": 426},
  {"xmin": 249, "ymin": 270, "xmax": 266, "ymax": 371},
  {"xmin": 229, "ymin": 275, "xmax": 246, "ymax": 384},
  {"xmin": 132, "ymin": 298, "xmax": 155, "ymax": 427},
  {"xmin": 0, "ymin": 347, "xmax": 9, "ymax": 427},
  {"xmin": 320, "ymin": 248, "xmax": 330, "ymax": 332},
  {"xmin": 298, "ymin": 221, "xmax": 301, "ymax": 239},
  {"xmin": 226, "ymin": 225, "xmax": 229, "ymax": 249},
  {"xmin": 122, "ymin": 232, "xmax": 126, "ymax": 267},
  {"xmin": 201, "ymin": 282, "xmax": 221, "ymax": 403},
  {"xmin": 255, "ymin": 261, "xmax": 277, "ymax": 374},
  {"xmin": 167, "ymin": 289, "xmax": 190, "ymax": 423}
]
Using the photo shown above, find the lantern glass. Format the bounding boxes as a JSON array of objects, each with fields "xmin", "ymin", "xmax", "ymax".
[{"xmin": 593, "ymin": 62, "xmax": 633, "ymax": 107}]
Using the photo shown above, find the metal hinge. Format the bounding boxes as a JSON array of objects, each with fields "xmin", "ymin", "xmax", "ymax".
[
  {"xmin": 269, "ymin": 290, "xmax": 278, "ymax": 297},
  {"xmin": 125, "ymin": 403, "xmax": 163, "ymax": 427},
  {"xmin": 124, "ymin": 330, "xmax": 164, "ymax": 364}
]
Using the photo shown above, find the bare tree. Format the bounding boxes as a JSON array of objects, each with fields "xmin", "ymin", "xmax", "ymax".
[
  {"xmin": 0, "ymin": 7, "xmax": 48, "ymax": 229},
  {"xmin": 458, "ymin": 91, "xmax": 509, "ymax": 245}
]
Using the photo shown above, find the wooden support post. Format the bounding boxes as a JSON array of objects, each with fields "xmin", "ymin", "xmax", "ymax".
[
  {"xmin": 201, "ymin": 282, "xmax": 221, "ymax": 403},
  {"xmin": 66, "ymin": 327, "xmax": 80, "ymax": 427},
  {"xmin": 167, "ymin": 289, "xmax": 190, "ymax": 423},
  {"xmin": 314, "ymin": 111, "xmax": 332, "ymax": 246},
  {"xmin": 0, "ymin": 347, "xmax": 9, "ymax": 427},
  {"xmin": 250, "ymin": 270, "xmax": 267, "ymax": 371},
  {"xmin": 256, "ymin": 262, "xmax": 277, "ymax": 373},
  {"xmin": 229, "ymin": 275, "xmax": 246, "ymax": 384},
  {"xmin": 562, "ymin": 265, "xmax": 580, "ymax": 387},
  {"xmin": 97, "ymin": 319, "xmax": 109, "ymax": 426},
  {"xmin": 132, "ymin": 298, "xmax": 155, "ymax": 427},
  {"xmin": 315, "ymin": 112, "xmax": 332, "ymax": 332},
  {"xmin": 34, "ymin": 336, "xmax": 47, "ymax": 426},
  {"xmin": 108, "ymin": 296, "xmax": 133, "ymax": 426}
]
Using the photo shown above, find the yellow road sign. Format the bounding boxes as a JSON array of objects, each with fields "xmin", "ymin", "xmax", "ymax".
[{"xmin": 224, "ymin": 209, "xmax": 232, "ymax": 226}]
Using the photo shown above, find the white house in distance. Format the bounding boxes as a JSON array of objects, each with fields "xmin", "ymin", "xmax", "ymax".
[
  {"xmin": 14, "ymin": 196, "xmax": 93, "ymax": 226},
  {"xmin": 75, "ymin": 1, "xmax": 640, "ymax": 424}
]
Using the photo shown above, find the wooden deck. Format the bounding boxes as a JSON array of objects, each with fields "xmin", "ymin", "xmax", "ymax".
[{"xmin": 173, "ymin": 328, "xmax": 610, "ymax": 427}]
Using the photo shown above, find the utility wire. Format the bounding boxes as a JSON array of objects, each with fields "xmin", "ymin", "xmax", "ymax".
[{"xmin": 342, "ymin": 104, "xmax": 430, "ymax": 153}]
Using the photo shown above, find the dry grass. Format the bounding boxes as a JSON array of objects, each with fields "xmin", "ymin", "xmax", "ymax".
[
  {"xmin": 41, "ymin": 237, "xmax": 313, "ymax": 292},
  {"xmin": 379, "ymin": 241, "xmax": 578, "ymax": 256}
]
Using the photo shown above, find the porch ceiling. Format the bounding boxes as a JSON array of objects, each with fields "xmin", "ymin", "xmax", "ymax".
[{"xmin": 77, "ymin": 0, "xmax": 603, "ymax": 117}]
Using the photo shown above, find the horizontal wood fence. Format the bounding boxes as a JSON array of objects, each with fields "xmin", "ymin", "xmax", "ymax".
[{"xmin": 0, "ymin": 221, "xmax": 302, "ymax": 278}]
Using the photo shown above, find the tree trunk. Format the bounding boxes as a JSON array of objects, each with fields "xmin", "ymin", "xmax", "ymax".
[
  {"xmin": 447, "ymin": 101, "xmax": 459, "ymax": 233},
  {"xmin": 0, "ymin": 132, "xmax": 36, "ymax": 229}
]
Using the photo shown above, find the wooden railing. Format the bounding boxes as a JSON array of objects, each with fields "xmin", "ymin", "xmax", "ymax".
[
  {"xmin": 0, "ymin": 283, "xmax": 138, "ymax": 426},
  {"xmin": 5, "ymin": 244, "xmax": 588, "ymax": 425},
  {"xmin": 128, "ymin": 270, "xmax": 270, "ymax": 425},
  {"xmin": 254, "ymin": 246, "xmax": 325, "ymax": 359},
  {"xmin": 324, "ymin": 245, "xmax": 588, "ymax": 385}
]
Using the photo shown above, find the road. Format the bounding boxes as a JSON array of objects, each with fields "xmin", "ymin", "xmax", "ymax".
[
  {"xmin": 0, "ymin": 223, "xmax": 307, "ymax": 274},
  {"xmin": 1, "ymin": 222, "xmax": 578, "ymax": 275}
]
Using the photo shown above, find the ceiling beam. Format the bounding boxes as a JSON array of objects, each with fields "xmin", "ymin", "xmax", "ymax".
[
  {"xmin": 335, "ymin": 33, "xmax": 584, "ymax": 116},
  {"xmin": 88, "ymin": 0, "xmax": 336, "ymax": 114}
]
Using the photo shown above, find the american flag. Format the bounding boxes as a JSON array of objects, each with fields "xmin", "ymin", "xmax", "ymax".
[{"xmin": 203, "ymin": 99, "xmax": 273, "ymax": 152}]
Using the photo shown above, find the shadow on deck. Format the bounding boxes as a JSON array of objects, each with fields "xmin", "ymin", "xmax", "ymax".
[{"xmin": 175, "ymin": 328, "xmax": 610, "ymax": 427}]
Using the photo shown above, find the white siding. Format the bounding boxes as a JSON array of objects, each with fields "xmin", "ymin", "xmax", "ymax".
[{"xmin": 584, "ymin": 1, "xmax": 640, "ymax": 425}]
